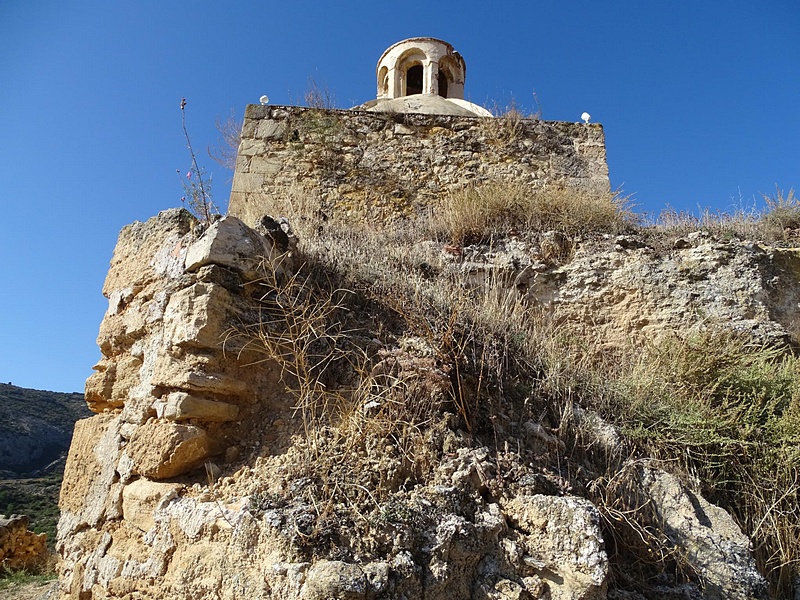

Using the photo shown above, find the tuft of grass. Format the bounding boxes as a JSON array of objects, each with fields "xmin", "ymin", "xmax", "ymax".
[
  {"xmin": 435, "ymin": 182, "xmax": 634, "ymax": 245},
  {"xmin": 761, "ymin": 187, "xmax": 800, "ymax": 234},
  {"xmin": 480, "ymin": 96, "xmax": 542, "ymax": 147}
]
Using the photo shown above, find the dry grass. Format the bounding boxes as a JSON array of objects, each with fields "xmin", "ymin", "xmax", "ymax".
[
  {"xmin": 435, "ymin": 182, "xmax": 634, "ymax": 245},
  {"xmin": 225, "ymin": 257, "xmax": 359, "ymax": 446},
  {"xmin": 761, "ymin": 187, "xmax": 800, "ymax": 233},
  {"xmin": 645, "ymin": 187, "xmax": 800, "ymax": 246},
  {"xmin": 576, "ymin": 328, "xmax": 800, "ymax": 594},
  {"xmin": 479, "ymin": 96, "xmax": 542, "ymax": 147},
  {"xmin": 226, "ymin": 251, "xmax": 450, "ymax": 511}
]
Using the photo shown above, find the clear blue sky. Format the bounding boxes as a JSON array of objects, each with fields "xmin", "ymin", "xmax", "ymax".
[{"xmin": 1, "ymin": 2, "xmax": 798, "ymax": 393}]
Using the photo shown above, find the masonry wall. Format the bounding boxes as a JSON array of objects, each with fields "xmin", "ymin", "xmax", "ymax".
[{"xmin": 228, "ymin": 105, "xmax": 610, "ymax": 227}]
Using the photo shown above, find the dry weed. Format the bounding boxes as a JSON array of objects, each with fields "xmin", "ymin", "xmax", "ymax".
[
  {"xmin": 479, "ymin": 97, "xmax": 541, "ymax": 147},
  {"xmin": 645, "ymin": 187, "xmax": 800, "ymax": 246},
  {"xmin": 761, "ymin": 187, "xmax": 800, "ymax": 236},
  {"xmin": 436, "ymin": 181, "xmax": 633, "ymax": 245},
  {"xmin": 208, "ymin": 109, "xmax": 242, "ymax": 171},
  {"xmin": 304, "ymin": 76, "xmax": 337, "ymax": 109}
]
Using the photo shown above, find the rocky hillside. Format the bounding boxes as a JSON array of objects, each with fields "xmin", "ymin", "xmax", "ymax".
[
  {"xmin": 0, "ymin": 384, "xmax": 89, "ymax": 551},
  {"xmin": 54, "ymin": 195, "xmax": 800, "ymax": 599},
  {"xmin": 0, "ymin": 384, "xmax": 88, "ymax": 479}
]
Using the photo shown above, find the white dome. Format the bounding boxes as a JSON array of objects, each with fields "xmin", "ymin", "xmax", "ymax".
[{"xmin": 358, "ymin": 94, "xmax": 491, "ymax": 117}]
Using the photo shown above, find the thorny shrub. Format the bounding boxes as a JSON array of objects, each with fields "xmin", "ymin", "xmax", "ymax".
[{"xmin": 226, "ymin": 255, "xmax": 453, "ymax": 510}]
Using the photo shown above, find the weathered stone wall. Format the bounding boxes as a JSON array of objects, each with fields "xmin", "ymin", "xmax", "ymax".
[
  {"xmin": 228, "ymin": 105, "xmax": 610, "ymax": 227},
  {"xmin": 0, "ymin": 514, "xmax": 48, "ymax": 571},
  {"xmin": 57, "ymin": 210, "xmax": 298, "ymax": 597}
]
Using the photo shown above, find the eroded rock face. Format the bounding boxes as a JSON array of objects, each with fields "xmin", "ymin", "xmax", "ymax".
[{"xmin": 449, "ymin": 233, "xmax": 800, "ymax": 349}]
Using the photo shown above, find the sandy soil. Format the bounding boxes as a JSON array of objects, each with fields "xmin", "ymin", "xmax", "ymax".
[{"xmin": 0, "ymin": 579, "xmax": 57, "ymax": 600}]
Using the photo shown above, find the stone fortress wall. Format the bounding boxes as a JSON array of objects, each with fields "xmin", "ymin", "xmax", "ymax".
[{"xmin": 227, "ymin": 105, "xmax": 610, "ymax": 227}]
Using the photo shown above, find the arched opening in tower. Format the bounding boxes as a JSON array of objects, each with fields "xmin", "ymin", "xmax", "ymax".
[
  {"xmin": 438, "ymin": 69, "xmax": 448, "ymax": 98},
  {"xmin": 406, "ymin": 65, "xmax": 423, "ymax": 96},
  {"xmin": 378, "ymin": 66, "xmax": 389, "ymax": 97}
]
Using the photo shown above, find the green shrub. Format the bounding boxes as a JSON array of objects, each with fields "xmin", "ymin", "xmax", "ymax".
[
  {"xmin": 0, "ymin": 569, "xmax": 56, "ymax": 590},
  {"xmin": 604, "ymin": 329, "xmax": 800, "ymax": 591}
]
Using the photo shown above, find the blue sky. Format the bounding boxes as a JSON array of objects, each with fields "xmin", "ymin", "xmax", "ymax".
[{"xmin": 1, "ymin": 1, "xmax": 798, "ymax": 393}]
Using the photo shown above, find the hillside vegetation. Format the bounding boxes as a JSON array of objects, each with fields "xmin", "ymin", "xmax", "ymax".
[
  {"xmin": 0, "ymin": 384, "xmax": 88, "ymax": 478},
  {"xmin": 0, "ymin": 384, "xmax": 89, "ymax": 548}
]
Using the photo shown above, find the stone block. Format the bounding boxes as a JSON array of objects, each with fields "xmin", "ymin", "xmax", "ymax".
[
  {"xmin": 240, "ymin": 119, "xmax": 258, "ymax": 138},
  {"xmin": 156, "ymin": 391, "xmax": 239, "ymax": 422},
  {"xmin": 255, "ymin": 119, "xmax": 286, "ymax": 140},
  {"xmin": 126, "ymin": 421, "xmax": 213, "ymax": 479},
  {"xmin": 237, "ymin": 138, "xmax": 266, "ymax": 156},
  {"xmin": 162, "ymin": 282, "xmax": 234, "ymax": 349},
  {"xmin": 249, "ymin": 156, "xmax": 283, "ymax": 175},
  {"xmin": 244, "ymin": 104, "xmax": 268, "ymax": 120},
  {"xmin": 231, "ymin": 172, "xmax": 265, "ymax": 193},
  {"xmin": 59, "ymin": 414, "xmax": 125, "ymax": 528},
  {"xmin": 502, "ymin": 494, "xmax": 608, "ymax": 598},
  {"xmin": 394, "ymin": 123, "xmax": 415, "ymax": 135},
  {"xmin": 300, "ymin": 560, "xmax": 370, "ymax": 599},
  {"xmin": 102, "ymin": 208, "xmax": 196, "ymax": 297},
  {"xmin": 122, "ymin": 479, "xmax": 182, "ymax": 532},
  {"xmin": 184, "ymin": 216, "xmax": 274, "ymax": 280}
]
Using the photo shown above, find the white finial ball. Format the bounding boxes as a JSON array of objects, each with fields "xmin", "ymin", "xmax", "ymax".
[
  {"xmin": 260, "ymin": 95, "xmax": 270, "ymax": 105},
  {"xmin": 581, "ymin": 112, "xmax": 591, "ymax": 124}
]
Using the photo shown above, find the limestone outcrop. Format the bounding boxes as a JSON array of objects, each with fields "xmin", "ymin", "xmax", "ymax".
[
  {"xmin": 58, "ymin": 209, "xmax": 296, "ymax": 597},
  {"xmin": 57, "ymin": 209, "xmax": 783, "ymax": 599},
  {"xmin": 449, "ymin": 232, "xmax": 800, "ymax": 349}
]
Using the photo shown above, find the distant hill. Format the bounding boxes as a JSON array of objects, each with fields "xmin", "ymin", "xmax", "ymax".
[{"xmin": 0, "ymin": 383, "xmax": 90, "ymax": 478}]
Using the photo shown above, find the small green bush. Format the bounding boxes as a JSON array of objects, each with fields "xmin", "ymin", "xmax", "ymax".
[{"xmin": 0, "ymin": 569, "xmax": 56, "ymax": 590}]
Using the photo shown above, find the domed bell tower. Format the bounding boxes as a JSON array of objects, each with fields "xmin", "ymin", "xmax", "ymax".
[{"xmin": 376, "ymin": 37, "xmax": 466, "ymax": 100}]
